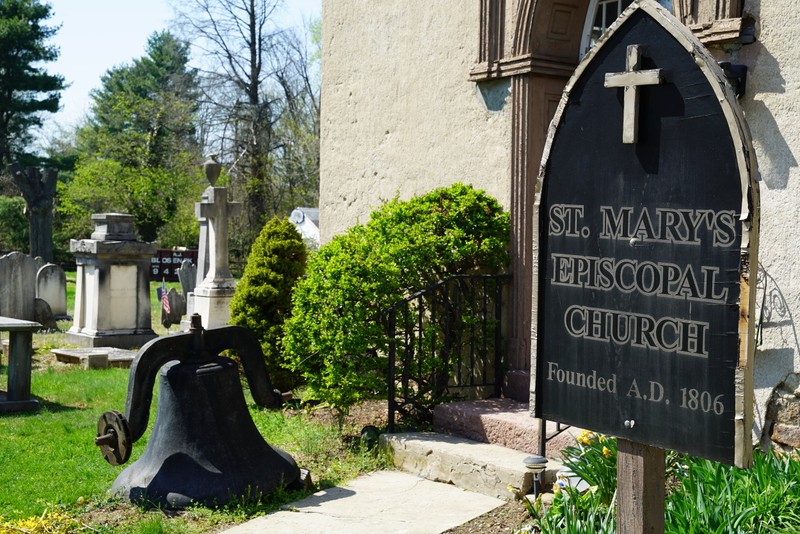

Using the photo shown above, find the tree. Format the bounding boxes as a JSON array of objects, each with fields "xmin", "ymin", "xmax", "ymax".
[
  {"xmin": 0, "ymin": 0, "xmax": 65, "ymax": 170},
  {"xmin": 229, "ymin": 217, "xmax": 306, "ymax": 392},
  {"xmin": 172, "ymin": 0, "xmax": 320, "ymax": 257},
  {"xmin": 0, "ymin": 196, "xmax": 28, "ymax": 253},
  {"xmin": 60, "ymin": 31, "xmax": 204, "ymax": 244}
]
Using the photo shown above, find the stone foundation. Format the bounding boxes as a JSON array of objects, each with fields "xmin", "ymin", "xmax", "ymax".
[{"xmin": 765, "ymin": 373, "xmax": 800, "ymax": 451}]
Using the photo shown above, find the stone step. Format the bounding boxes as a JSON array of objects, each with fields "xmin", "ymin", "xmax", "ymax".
[
  {"xmin": 433, "ymin": 398, "xmax": 581, "ymax": 457},
  {"xmin": 380, "ymin": 432, "xmax": 564, "ymax": 502}
]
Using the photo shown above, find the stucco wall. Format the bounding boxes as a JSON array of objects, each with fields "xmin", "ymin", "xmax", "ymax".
[
  {"xmin": 737, "ymin": 0, "xmax": 800, "ymax": 440},
  {"xmin": 319, "ymin": 0, "xmax": 511, "ymax": 242}
]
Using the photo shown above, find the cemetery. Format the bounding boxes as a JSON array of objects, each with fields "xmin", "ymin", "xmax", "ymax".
[{"xmin": 2, "ymin": 0, "xmax": 800, "ymax": 532}]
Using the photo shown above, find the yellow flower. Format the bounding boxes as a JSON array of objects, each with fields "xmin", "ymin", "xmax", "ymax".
[
  {"xmin": 602, "ymin": 446, "xmax": 612, "ymax": 458},
  {"xmin": 577, "ymin": 429, "xmax": 594, "ymax": 445}
]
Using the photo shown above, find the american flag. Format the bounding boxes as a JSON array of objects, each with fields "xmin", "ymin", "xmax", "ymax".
[{"xmin": 161, "ymin": 278, "xmax": 171, "ymax": 315}]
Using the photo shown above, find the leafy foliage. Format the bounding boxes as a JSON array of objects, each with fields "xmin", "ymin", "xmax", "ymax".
[
  {"xmin": 528, "ymin": 485, "xmax": 616, "ymax": 534},
  {"xmin": 0, "ymin": 196, "xmax": 28, "ymax": 253},
  {"xmin": 0, "ymin": 0, "xmax": 65, "ymax": 168},
  {"xmin": 561, "ymin": 430, "xmax": 619, "ymax": 507},
  {"xmin": 59, "ymin": 31, "xmax": 204, "ymax": 244},
  {"xmin": 533, "ymin": 431, "xmax": 800, "ymax": 533},
  {"xmin": 229, "ymin": 217, "xmax": 307, "ymax": 392},
  {"xmin": 283, "ymin": 183, "xmax": 510, "ymax": 416},
  {"xmin": 665, "ymin": 451, "xmax": 800, "ymax": 533}
]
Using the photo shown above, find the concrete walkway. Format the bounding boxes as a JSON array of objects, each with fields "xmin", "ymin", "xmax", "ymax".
[{"xmin": 222, "ymin": 470, "xmax": 505, "ymax": 534}]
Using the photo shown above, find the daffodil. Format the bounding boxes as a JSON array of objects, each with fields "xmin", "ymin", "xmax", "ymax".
[
  {"xmin": 577, "ymin": 429, "xmax": 594, "ymax": 445},
  {"xmin": 603, "ymin": 446, "xmax": 612, "ymax": 458}
]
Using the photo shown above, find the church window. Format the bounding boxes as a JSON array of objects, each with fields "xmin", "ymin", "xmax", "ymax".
[
  {"xmin": 580, "ymin": 0, "xmax": 745, "ymax": 56},
  {"xmin": 581, "ymin": 0, "xmax": 674, "ymax": 57}
]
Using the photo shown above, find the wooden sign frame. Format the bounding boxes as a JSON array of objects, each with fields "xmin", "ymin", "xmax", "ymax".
[{"xmin": 532, "ymin": 0, "xmax": 759, "ymax": 469}]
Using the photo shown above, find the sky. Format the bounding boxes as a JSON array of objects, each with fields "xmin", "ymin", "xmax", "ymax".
[{"xmin": 40, "ymin": 0, "xmax": 321, "ymax": 144}]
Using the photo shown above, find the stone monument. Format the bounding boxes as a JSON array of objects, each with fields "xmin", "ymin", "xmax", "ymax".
[
  {"xmin": 67, "ymin": 213, "xmax": 157, "ymax": 348},
  {"xmin": 184, "ymin": 157, "xmax": 241, "ymax": 329}
]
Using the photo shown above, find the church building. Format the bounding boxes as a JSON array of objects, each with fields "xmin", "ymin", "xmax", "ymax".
[{"xmin": 318, "ymin": 0, "xmax": 798, "ymax": 450}]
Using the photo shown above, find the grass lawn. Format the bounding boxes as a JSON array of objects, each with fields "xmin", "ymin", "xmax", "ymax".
[{"xmin": 0, "ymin": 276, "xmax": 388, "ymax": 532}]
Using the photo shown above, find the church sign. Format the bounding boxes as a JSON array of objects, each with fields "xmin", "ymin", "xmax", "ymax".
[{"xmin": 533, "ymin": 0, "xmax": 759, "ymax": 467}]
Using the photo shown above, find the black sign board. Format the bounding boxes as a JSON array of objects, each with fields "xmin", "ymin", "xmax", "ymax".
[
  {"xmin": 150, "ymin": 249, "xmax": 198, "ymax": 282},
  {"xmin": 534, "ymin": 2, "xmax": 758, "ymax": 467}
]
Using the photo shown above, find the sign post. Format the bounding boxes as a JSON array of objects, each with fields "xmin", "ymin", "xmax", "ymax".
[
  {"xmin": 617, "ymin": 439, "xmax": 664, "ymax": 532},
  {"xmin": 533, "ymin": 1, "xmax": 759, "ymax": 530}
]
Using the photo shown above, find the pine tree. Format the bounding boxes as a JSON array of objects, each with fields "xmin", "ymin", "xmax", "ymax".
[
  {"xmin": 229, "ymin": 217, "xmax": 307, "ymax": 392},
  {"xmin": 0, "ymin": 0, "xmax": 65, "ymax": 168}
]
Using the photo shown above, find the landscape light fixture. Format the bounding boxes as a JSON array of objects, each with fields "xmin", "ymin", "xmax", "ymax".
[{"xmin": 523, "ymin": 454, "xmax": 548, "ymax": 499}]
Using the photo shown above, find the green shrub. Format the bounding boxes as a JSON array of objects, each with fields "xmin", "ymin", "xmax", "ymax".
[
  {"xmin": 283, "ymin": 183, "xmax": 510, "ymax": 417},
  {"xmin": 230, "ymin": 217, "xmax": 307, "ymax": 392}
]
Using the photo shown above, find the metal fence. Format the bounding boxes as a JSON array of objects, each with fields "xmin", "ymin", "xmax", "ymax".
[{"xmin": 381, "ymin": 273, "xmax": 511, "ymax": 432}]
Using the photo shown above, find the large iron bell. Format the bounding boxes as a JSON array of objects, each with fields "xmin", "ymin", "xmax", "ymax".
[{"xmin": 95, "ymin": 316, "xmax": 300, "ymax": 508}]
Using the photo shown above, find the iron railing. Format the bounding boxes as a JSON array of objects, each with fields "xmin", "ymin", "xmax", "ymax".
[{"xmin": 382, "ymin": 273, "xmax": 511, "ymax": 432}]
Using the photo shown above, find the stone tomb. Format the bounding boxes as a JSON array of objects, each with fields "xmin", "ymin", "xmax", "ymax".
[
  {"xmin": 67, "ymin": 213, "xmax": 157, "ymax": 349},
  {"xmin": 52, "ymin": 347, "xmax": 137, "ymax": 369},
  {"xmin": 0, "ymin": 252, "xmax": 60, "ymax": 334}
]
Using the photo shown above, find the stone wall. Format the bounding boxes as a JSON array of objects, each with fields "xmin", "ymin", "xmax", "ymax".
[
  {"xmin": 765, "ymin": 373, "xmax": 800, "ymax": 451},
  {"xmin": 319, "ymin": 0, "xmax": 511, "ymax": 243}
]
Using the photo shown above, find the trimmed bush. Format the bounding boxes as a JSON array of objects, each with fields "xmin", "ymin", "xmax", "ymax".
[
  {"xmin": 283, "ymin": 183, "xmax": 510, "ymax": 416},
  {"xmin": 230, "ymin": 217, "xmax": 307, "ymax": 392}
]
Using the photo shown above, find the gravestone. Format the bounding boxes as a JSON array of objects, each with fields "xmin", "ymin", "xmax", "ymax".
[
  {"xmin": 184, "ymin": 157, "xmax": 241, "ymax": 329},
  {"xmin": 8, "ymin": 164, "xmax": 57, "ymax": 262},
  {"xmin": 177, "ymin": 259, "xmax": 196, "ymax": 297},
  {"xmin": 157, "ymin": 286, "xmax": 185, "ymax": 328},
  {"xmin": 33, "ymin": 298, "xmax": 58, "ymax": 331},
  {"xmin": 534, "ymin": 0, "xmax": 759, "ymax": 468},
  {"xmin": 67, "ymin": 213, "xmax": 157, "ymax": 348},
  {"xmin": 36, "ymin": 263, "xmax": 68, "ymax": 319},
  {"xmin": 0, "ymin": 252, "xmax": 38, "ymax": 321}
]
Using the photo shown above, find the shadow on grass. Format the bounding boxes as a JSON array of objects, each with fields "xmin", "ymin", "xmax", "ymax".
[{"xmin": 0, "ymin": 392, "xmax": 87, "ymax": 417}]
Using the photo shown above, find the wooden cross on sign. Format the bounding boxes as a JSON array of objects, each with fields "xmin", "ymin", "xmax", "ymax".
[{"xmin": 604, "ymin": 44, "xmax": 664, "ymax": 144}]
